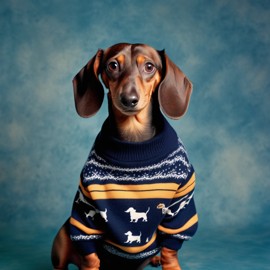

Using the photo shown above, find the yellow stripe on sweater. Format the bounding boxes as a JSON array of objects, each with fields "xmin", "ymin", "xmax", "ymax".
[
  {"xmin": 80, "ymin": 181, "xmax": 179, "ymax": 200},
  {"xmin": 158, "ymin": 214, "xmax": 198, "ymax": 234},
  {"xmin": 70, "ymin": 217, "xmax": 104, "ymax": 235},
  {"xmin": 174, "ymin": 173, "xmax": 196, "ymax": 198}
]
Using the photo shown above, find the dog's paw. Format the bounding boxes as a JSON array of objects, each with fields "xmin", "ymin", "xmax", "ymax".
[
  {"xmin": 150, "ymin": 256, "xmax": 161, "ymax": 267},
  {"xmin": 160, "ymin": 247, "xmax": 181, "ymax": 270}
]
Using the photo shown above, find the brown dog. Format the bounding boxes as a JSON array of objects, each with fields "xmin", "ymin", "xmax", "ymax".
[{"xmin": 51, "ymin": 43, "xmax": 196, "ymax": 270}]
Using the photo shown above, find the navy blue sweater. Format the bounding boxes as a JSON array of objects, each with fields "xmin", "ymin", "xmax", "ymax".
[{"xmin": 70, "ymin": 115, "xmax": 198, "ymax": 261}]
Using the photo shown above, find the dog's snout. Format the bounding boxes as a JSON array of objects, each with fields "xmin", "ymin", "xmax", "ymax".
[
  {"xmin": 120, "ymin": 88, "xmax": 139, "ymax": 108},
  {"xmin": 121, "ymin": 95, "xmax": 139, "ymax": 108}
]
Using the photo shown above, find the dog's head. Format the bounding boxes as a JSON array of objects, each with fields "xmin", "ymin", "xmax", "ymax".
[
  {"xmin": 125, "ymin": 207, "xmax": 135, "ymax": 213},
  {"xmin": 73, "ymin": 43, "xmax": 193, "ymax": 119}
]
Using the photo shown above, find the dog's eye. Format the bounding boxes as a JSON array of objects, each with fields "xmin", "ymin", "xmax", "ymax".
[
  {"xmin": 144, "ymin": 62, "xmax": 156, "ymax": 74},
  {"xmin": 107, "ymin": 61, "xmax": 119, "ymax": 72}
]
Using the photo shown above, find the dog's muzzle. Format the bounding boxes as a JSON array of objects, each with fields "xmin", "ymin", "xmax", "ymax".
[{"xmin": 120, "ymin": 86, "xmax": 139, "ymax": 109}]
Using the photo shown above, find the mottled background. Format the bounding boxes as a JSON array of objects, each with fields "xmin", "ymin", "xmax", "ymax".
[{"xmin": 0, "ymin": 0, "xmax": 269, "ymax": 269}]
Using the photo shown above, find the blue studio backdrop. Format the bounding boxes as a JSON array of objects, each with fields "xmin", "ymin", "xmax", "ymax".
[{"xmin": 0, "ymin": 0, "xmax": 269, "ymax": 269}]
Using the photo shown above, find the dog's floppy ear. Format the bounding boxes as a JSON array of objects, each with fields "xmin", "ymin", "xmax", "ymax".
[
  {"xmin": 72, "ymin": 50, "xmax": 104, "ymax": 117},
  {"xmin": 158, "ymin": 50, "xmax": 193, "ymax": 119}
]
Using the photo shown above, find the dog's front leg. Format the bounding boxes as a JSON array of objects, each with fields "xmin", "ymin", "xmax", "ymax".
[
  {"xmin": 80, "ymin": 253, "xmax": 100, "ymax": 270},
  {"xmin": 160, "ymin": 247, "xmax": 181, "ymax": 270}
]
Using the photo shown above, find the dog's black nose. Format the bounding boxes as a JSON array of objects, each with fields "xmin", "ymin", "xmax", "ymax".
[
  {"xmin": 121, "ymin": 96, "xmax": 139, "ymax": 108},
  {"xmin": 120, "ymin": 94, "xmax": 139, "ymax": 108}
]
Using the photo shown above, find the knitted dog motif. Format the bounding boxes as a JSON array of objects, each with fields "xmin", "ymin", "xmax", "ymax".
[
  {"xmin": 124, "ymin": 231, "xmax": 142, "ymax": 244},
  {"xmin": 85, "ymin": 209, "xmax": 108, "ymax": 222},
  {"xmin": 125, "ymin": 207, "xmax": 150, "ymax": 222},
  {"xmin": 84, "ymin": 210, "xmax": 96, "ymax": 219},
  {"xmin": 157, "ymin": 192, "xmax": 194, "ymax": 217},
  {"xmin": 77, "ymin": 189, "xmax": 108, "ymax": 222}
]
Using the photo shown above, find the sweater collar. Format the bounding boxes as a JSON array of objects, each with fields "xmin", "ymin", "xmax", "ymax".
[{"xmin": 94, "ymin": 114, "xmax": 179, "ymax": 166}]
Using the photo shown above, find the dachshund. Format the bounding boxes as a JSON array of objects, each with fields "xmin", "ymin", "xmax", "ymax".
[{"xmin": 51, "ymin": 43, "xmax": 193, "ymax": 270}]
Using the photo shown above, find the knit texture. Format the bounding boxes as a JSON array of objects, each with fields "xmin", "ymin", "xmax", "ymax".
[{"xmin": 70, "ymin": 115, "xmax": 198, "ymax": 260}]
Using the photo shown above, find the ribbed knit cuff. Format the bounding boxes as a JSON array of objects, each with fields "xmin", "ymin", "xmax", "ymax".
[
  {"xmin": 161, "ymin": 238, "xmax": 184, "ymax": 251},
  {"xmin": 73, "ymin": 239, "xmax": 97, "ymax": 256}
]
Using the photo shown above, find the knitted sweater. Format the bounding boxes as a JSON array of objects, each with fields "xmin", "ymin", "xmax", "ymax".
[{"xmin": 69, "ymin": 115, "xmax": 198, "ymax": 261}]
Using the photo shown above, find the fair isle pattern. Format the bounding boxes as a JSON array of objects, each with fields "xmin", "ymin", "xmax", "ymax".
[
  {"xmin": 103, "ymin": 244, "xmax": 160, "ymax": 260},
  {"xmin": 70, "ymin": 117, "xmax": 198, "ymax": 257},
  {"xmin": 70, "ymin": 234, "xmax": 103, "ymax": 241},
  {"xmin": 173, "ymin": 234, "xmax": 192, "ymax": 240},
  {"xmin": 82, "ymin": 141, "xmax": 192, "ymax": 183}
]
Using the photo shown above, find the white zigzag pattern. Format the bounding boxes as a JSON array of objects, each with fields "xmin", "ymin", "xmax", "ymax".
[
  {"xmin": 83, "ymin": 143, "xmax": 191, "ymax": 182},
  {"xmin": 86, "ymin": 144, "xmax": 188, "ymax": 173},
  {"xmin": 84, "ymin": 172, "xmax": 188, "ymax": 182}
]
